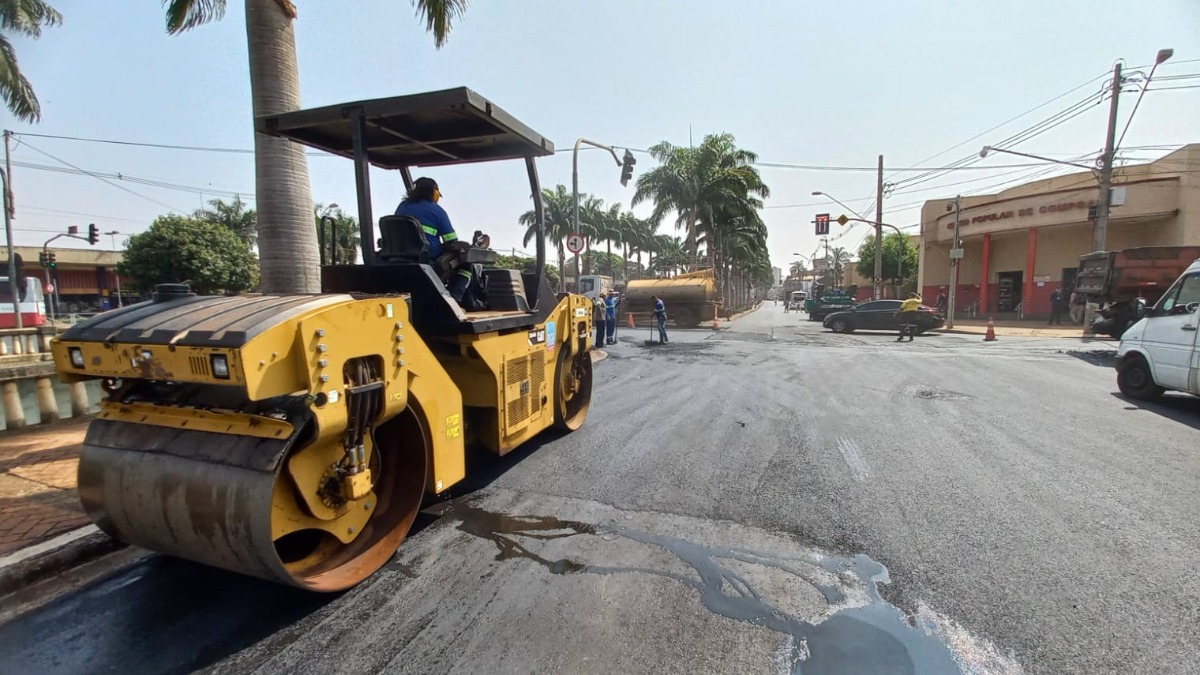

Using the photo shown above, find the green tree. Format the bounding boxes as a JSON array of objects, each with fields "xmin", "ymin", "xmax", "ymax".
[
  {"xmin": 789, "ymin": 260, "xmax": 807, "ymax": 278},
  {"xmin": 314, "ymin": 204, "xmax": 359, "ymax": 265},
  {"xmin": 0, "ymin": 0, "xmax": 62, "ymax": 121},
  {"xmin": 196, "ymin": 195, "xmax": 257, "ymax": 248},
  {"xmin": 119, "ymin": 215, "xmax": 259, "ymax": 294},
  {"xmin": 856, "ymin": 232, "xmax": 918, "ymax": 295},
  {"xmin": 163, "ymin": 0, "xmax": 468, "ymax": 293},
  {"xmin": 519, "ymin": 184, "xmax": 574, "ymax": 292}
]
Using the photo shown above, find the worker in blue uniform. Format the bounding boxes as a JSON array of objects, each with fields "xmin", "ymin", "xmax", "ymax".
[
  {"xmin": 604, "ymin": 291, "xmax": 619, "ymax": 345},
  {"xmin": 652, "ymin": 294, "xmax": 668, "ymax": 344},
  {"xmin": 394, "ymin": 177, "xmax": 471, "ymax": 302}
]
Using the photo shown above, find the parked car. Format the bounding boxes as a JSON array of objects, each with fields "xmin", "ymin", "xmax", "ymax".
[
  {"xmin": 1114, "ymin": 257, "xmax": 1200, "ymax": 400},
  {"xmin": 822, "ymin": 300, "xmax": 945, "ymax": 334}
]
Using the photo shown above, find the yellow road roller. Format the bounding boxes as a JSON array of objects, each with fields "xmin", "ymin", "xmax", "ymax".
[{"xmin": 51, "ymin": 88, "xmax": 594, "ymax": 591}]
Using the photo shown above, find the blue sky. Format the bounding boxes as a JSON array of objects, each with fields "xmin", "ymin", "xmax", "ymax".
[{"xmin": 3, "ymin": 0, "xmax": 1198, "ymax": 271}]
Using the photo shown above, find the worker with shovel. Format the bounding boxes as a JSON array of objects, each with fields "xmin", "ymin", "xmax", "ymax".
[{"xmin": 652, "ymin": 295, "xmax": 669, "ymax": 344}]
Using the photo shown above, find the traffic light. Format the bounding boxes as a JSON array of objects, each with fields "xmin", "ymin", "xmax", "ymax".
[
  {"xmin": 87, "ymin": 223, "xmax": 100, "ymax": 245},
  {"xmin": 620, "ymin": 149, "xmax": 636, "ymax": 187},
  {"xmin": 47, "ymin": 251, "xmax": 56, "ymax": 268},
  {"xmin": 815, "ymin": 213, "xmax": 830, "ymax": 236},
  {"xmin": 38, "ymin": 250, "xmax": 47, "ymax": 267}
]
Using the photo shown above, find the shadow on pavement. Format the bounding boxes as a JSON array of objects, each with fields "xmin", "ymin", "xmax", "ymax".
[
  {"xmin": 1064, "ymin": 350, "xmax": 1118, "ymax": 367},
  {"xmin": 0, "ymin": 430, "xmax": 568, "ymax": 674},
  {"xmin": 1110, "ymin": 392, "xmax": 1200, "ymax": 430},
  {"xmin": 0, "ymin": 555, "xmax": 335, "ymax": 675}
]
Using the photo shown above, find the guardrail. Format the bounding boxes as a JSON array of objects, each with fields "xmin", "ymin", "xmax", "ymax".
[
  {"xmin": 0, "ymin": 326, "xmax": 92, "ymax": 430},
  {"xmin": 962, "ymin": 299, "xmax": 981, "ymax": 319}
]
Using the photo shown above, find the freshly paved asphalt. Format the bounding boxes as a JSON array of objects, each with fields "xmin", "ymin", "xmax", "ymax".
[{"xmin": 1, "ymin": 303, "xmax": 1196, "ymax": 674}]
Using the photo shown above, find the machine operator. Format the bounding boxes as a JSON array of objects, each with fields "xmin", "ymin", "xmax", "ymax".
[{"xmin": 395, "ymin": 177, "xmax": 472, "ymax": 302}]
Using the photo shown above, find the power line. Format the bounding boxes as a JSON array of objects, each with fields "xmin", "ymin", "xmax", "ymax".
[
  {"xmin": 17, "ymin": 140, "xmax": 185, "ymax": 212},
  {"xmin": 13, "ymin": 131, "xmax": 335, "ymax": 157},
  {"xmin": 12, "ymin": 160, "xmax": 254, "ymax": 199},
  {"xmin": 885, "ymin": 70, "xmax": 1111, "ymax": 182},
  {"xmin": 21, "ymin": 205, "xmax": 148, "ymax": 225}
]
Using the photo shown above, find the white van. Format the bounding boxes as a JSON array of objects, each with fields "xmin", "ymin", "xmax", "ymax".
[{"xmin": 1115, "ymin": 257, "xmax": 1200, "ymax": 400}]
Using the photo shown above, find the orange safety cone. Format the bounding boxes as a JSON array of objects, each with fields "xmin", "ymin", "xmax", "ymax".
[
  {"xmin": 627, "ymin": 312, "xmax": 635, "ymax": 329},
  {"xmin": 984, "ymin": 316, "xmax": 998, "ymax": 342}
]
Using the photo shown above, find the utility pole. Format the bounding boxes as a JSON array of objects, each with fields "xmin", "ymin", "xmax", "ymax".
[
  {"xmin": 874, "ymin": 154, "xmax": 884, "ymax": 299},
  {"xmin": 3, "ymin": 130, "xmax": 19, "ymax": 328},
  {"xmin": 106, "ymin": 230, "xmax": 123, "ymax": 308},
  {"xmin": 946, "ymin": 196, "xmax": 962, "ymax": 329},
  {"xmin": 1093, "ymin": 62, "xmax": 1123, "ymax": 252}
]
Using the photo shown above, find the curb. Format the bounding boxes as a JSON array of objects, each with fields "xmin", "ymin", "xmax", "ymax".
[
  {"xmin": 0, "ymin": 525, "xmax": 125, "ymax": 599},
  {"xmin": 935, "ymin": 328, "xmax": 1091, "ymax": 339}
]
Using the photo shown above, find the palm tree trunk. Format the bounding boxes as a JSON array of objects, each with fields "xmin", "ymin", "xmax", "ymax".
[
  {"xmin": 246, "ymin": 0, "xmax": 320, "ymax": 293},
  {"xmin": 622, "ymin": 242, "xmax": 629, "ymax": 283},
  {"xmin": 687, "ymin": 211, "xmax": 697, "ymax": 272},
  {"xmin": 557, "ymin": 241, "xmax": 567, "ymax": 292}
]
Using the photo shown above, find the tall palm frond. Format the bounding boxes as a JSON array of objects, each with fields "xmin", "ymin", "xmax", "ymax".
[{"xmin": 0, "ymin": 0, "xmax": 63, "ymax": 121}]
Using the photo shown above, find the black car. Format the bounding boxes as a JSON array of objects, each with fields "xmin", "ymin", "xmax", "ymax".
[{"xmin": 822, "ymin": 300, "xmax": 945, "ymax": 334}]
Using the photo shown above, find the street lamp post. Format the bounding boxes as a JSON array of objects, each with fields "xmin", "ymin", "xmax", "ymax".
[
  {"xmin": 833, "ymin": 216, "xmax": 910, "ymax": 295},
  {"xmin": 105, "ymin": 230, "xmax": 123, "ymax": 308},
  {"xmin": 572, "ymin": 139, "xmax": 623, "ymax": 292}
]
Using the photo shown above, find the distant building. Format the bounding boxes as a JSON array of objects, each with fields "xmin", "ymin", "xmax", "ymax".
[
  {"xmin": 771, "ymin": 266, "xmax": 782, "ymax": 287},
  {"xmin": 2, "ymin": 247, "xmax": 129, "ymax": 314},
  {"xmin": 917, "ymin": 143, "xmax": 1200, "ymax": 319}
]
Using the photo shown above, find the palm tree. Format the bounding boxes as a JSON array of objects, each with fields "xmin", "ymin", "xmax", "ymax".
[
  {"xmin": 0, "ymin": 0, "xmax": 62, "ymax": 122},
  {"xmin": 633, "ymin": 133, "xmax": 769, "ymax": 273},
  {"xmin": 195, "ymin": 196, "xmax": 257, "ymax": 248},
  {"xmin": 789, "ymin": 260, "xmax": 807, "ymax": 279},
  {"xmin": 163, "ymin": 0, "xmax": 468, "ymax": 293},
  {"xmin": 519, "ymin": 184, "xmax": 573, "ymax": 292},
  {"xmin": 829, "ymin": 247, "xmax": 852, "ymax": 288},
  {"xmin": 314, "ymin": 204, "xmax": 360, "ymax": 264}
]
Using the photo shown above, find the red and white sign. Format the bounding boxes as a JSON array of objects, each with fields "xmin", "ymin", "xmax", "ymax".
[{"xmin": 566, "ymin": 233, "xmax": 585, "ymax": 254}]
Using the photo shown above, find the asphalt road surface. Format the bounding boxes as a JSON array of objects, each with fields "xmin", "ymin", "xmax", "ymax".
[{"xmin": 2, "ymin": 303, "xmax": 1197, "ymax": 674}]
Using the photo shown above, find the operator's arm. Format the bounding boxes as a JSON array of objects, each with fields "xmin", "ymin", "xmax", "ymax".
[{"xmin": 435, "ymin": 204, "xmax": 458, "ymax": 244}]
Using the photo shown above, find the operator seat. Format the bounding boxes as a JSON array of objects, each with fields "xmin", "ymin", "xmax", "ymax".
[{"xmin": 377, "ymin": 215, "xmax": 430, "ymax": 264}]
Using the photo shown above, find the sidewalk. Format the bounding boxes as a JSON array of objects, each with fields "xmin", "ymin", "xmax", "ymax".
[
  {"xmin": 937, "ymin": 318, "xmax": 1116, "ymax": 340},
  {"xmin": 0, "ymin": 417, "xmax": 90, "ymax": 556}
]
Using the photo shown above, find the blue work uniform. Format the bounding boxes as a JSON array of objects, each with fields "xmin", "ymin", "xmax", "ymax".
[
  {"xmin": 604, "ymin": 295, "xmax": 618, "ymax": 344},
  {"xmin": 394, "ymin": 198, "xmax": 458, "ymax": 258},
  {"xmin": 653, "ymin": 299, "xmax": 668, "ymax": 343}
]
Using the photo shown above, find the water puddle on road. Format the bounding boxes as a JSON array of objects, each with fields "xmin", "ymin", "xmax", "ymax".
[{"xmin": 436, "ymin": 502, "xmax": 991, "ymax": 675}]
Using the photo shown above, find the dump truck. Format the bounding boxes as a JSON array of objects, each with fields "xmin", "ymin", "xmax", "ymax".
[
  {"xmin": 804, "ymin": 285, "xmax": 855, "ymax": 321},
  {"xmin": 624, "ymin": 270, "xmax": 718, "ymax": 327},
  {"xmin": 50, "ymin": 88, "xmax": 595, "ymax": 592},
  {"xmin": 1076, "ymin": 246, "xmax": 1200, "ymax": 338}
]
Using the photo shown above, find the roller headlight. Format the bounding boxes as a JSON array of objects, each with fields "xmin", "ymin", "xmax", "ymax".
[
  {"xmin": 210, "ymin": 354, "xmax": 230, "ymax": 379},
  {"xmin": 69, "ymin": 347, "xmax": 85, "ymax": 368}
]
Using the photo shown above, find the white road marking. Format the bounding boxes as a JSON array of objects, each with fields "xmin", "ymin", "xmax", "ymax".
[{"xmin": 836, "ymin": 437, "xmax": 872, "ymax": 482}]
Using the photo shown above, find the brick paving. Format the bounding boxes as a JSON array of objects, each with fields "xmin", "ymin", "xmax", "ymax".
[{"xmin": 0, "ymin": 417, "xmax": 91, "ymax": 556}]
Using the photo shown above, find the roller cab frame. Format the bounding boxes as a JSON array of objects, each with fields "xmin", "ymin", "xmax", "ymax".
[{"xmin": 51, "ymin": 88, "xmax": 594, "ymax": 591}]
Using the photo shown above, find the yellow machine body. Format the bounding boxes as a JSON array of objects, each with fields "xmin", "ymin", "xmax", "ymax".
[{"xmin": 52, "ymin": 291, "xmax": 593, "ymax": 591}]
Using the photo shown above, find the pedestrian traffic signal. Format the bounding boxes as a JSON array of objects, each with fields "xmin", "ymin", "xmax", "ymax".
[
  {"xmin": 87, "ymin": 223, "xmax": 100, "ymax": 245},
  {"xmin": 620, "ymin": 149, "xmax": 636, "ymax": 187},
  {"xmin": 815, "ymin": 213, "xmax": 830, "ymax": 235}
]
